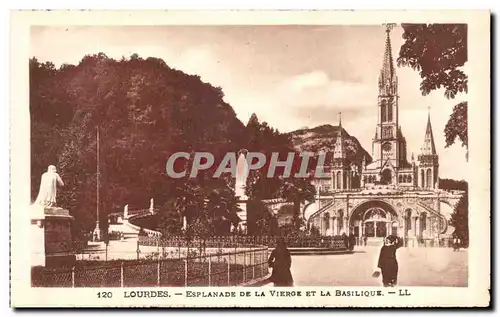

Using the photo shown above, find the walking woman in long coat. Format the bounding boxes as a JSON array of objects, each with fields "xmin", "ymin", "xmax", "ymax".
[
  {"xmin": 268, "ymin": 238, "xmax": 294, "ymax": 286},
  {"xmin": 376, "ymin": 235, "xmax": 402, "ymax": 287}
]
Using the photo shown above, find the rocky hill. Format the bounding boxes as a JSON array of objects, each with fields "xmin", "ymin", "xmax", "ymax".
[
  {"xmin": 30, "ymin": 54, "xmax": 247, "ymax": 231},
  {"xmin": 287, "ymin": 124, "xmax": 372, "ymax": 165}
]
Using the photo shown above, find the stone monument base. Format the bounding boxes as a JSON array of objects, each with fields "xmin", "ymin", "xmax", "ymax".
[
  {"xmin": 31, "ymin": 205, "xmax": 76, "ymax": 267},
  {"xmin": 237, "ymin": 201, "xmax": 248, "ymax": 234}
]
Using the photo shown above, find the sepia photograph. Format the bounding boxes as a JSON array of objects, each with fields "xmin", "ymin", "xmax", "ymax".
[{"xmin": 10, "ymin": 10, "xmax": 490, "ymax": 308}]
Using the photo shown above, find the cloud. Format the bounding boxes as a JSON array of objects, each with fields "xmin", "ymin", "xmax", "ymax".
[
  {"xmin": 277, "ymin": 71, "xmax": 375, "ymax": 113},
  {"xmin": 291, "ymin": 104, "xmax": 367, "ymax": 127},
  {"xmin": 285, "ymin": 71, "xmax": 330, "ymax": 91}
]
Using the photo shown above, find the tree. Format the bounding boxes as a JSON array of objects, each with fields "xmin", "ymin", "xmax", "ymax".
[
  {"xmin": 157, "ymin": 200, "xmax": 183, "ymax": 236},
  {"xmin": 438, "ymin": 178, "xmax": 468, "ymax": 191},
  {"xmin": 244, "ymin": 114, "xmax": 316, "ymax": 229},
  {"xmin": 30, "ymin": 53, "xmax": 246, "ymax": 233},
  {"xmin": 444, "ymin": 101, "xmax": 468, "ymax": 150},
  {"xmin": 397, "ymin": 24, "xmax": 468, "ymax": 158},
  {"xmin": 254, "ymin": 210, "xmax": 278, "ymax": 237},
  {"xmin": 309, "ymin": 225, "xmax": 320, "ymax": 237},
  {"xmin": 450, "ymin": 191, "xmax": 468, "ymax": 247},
  {"xmin": 441, "ymin": 178, "xmax": 468, "ymax": 247},
  {"xmin": 279, "ymin": 178, "xmax": 316, "ymax": 228}
]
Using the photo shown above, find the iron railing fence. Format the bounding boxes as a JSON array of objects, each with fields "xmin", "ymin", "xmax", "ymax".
[
  {"xmin": 32, "ymin": 247, "xmax": 269, "ymax": 287},
  {"xmin": 138, "ymin": 235, "xmax": 348, "ymax": 250}
]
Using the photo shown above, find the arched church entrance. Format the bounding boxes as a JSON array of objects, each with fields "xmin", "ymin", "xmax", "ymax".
[{"xmin": 349, "ymin": 200, "xmax": 399, "ymax": 245}]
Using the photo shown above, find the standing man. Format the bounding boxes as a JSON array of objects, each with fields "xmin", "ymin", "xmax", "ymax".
[
  {"xmin": 348, "ymin": 232, "xmax": 356, "ymax": 251},
  {"xmin": 376, "ymin": 235, "xmax": 403, "ymax": 287}
]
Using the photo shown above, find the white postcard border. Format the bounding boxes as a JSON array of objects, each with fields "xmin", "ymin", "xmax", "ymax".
[{"xmin": 10, "ymin": 10, "xmax": 490, "ymax": 308}]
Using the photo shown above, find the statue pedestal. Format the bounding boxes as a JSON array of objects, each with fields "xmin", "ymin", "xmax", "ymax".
[
  {"xmin": 237, "ymin": 201, "xmax": 247, "ymax": 234},
  {"xmin": 30, "ymin": 206, "xmax": 76, "ymax": 267},
  {"xmin": 92, "ymin": 222, "xmax": 104, "ymax": 242}
]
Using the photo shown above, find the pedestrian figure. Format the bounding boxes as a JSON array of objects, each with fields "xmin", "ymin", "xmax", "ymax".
[
  {"xmin": 348, "ymin": 233, "xmax": 356, "ymax": 251},
  {"xmin": 268, "ymin": 238, "xmax": 294, "ymax": 286},
  {"xmin": 341, "ymin": 232, "xmax": 349, "ymax": 250},
  {"xmin": 453, "ymin": 237, "xmax": 461, "ymax": 251},
  {"xmin": 363, "ymin": 236, "xmax": 368, "ymax": 246},
  {"xmin": 375, "ymin": 235, "xmax": 402, "ymax": 287}
]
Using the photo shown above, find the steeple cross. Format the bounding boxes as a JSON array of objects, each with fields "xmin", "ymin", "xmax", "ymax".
[{"xmin": 383, "ymin": 23, "xmax": 397, "ymax": 34}]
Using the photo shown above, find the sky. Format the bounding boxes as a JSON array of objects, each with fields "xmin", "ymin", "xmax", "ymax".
[{"xmin": 31, "ymin": 25, "xmax": 469, "ymax": 181}]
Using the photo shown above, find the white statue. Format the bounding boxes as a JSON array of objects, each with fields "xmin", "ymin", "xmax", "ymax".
[
  {"xmin": 34, "ymin": 165, "xmax": 64, "ymax": 207},
  {"xmin": 149, "ymin": 198, "xmax": 154, "ymax": 212},
  {"xmin": 235, "ymin": 150, "xmax": 249, "ymax": 199}
]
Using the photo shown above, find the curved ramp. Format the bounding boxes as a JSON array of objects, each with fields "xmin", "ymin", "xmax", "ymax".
[
  {"xmin": 305, "ymin": 201, "xmax": 334, "ymax": 227},
  {"xmin": 110, "ymin": 208, "xmax": 162, "ymax": 239},
  {"xmin": 417, "ymin": 202, "xmax": 449, "ymax": 236}
]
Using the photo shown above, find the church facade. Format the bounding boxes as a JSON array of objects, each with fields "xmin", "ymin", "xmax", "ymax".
[{"xmin": 305, "ymin": 27, "xmax": 463, "ymax": 246}]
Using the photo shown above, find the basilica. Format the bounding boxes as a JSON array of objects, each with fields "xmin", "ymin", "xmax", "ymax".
[
  {"xmin": 317, "ymin": 26, "xmax": 439, "ymax": 193},
  {"xmin": 304, "ymin": 27, "xmax": 463, "ymax": 245}
]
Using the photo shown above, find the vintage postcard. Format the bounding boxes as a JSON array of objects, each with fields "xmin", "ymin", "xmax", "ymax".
[{"xmin": 10, "ymin": 10, "xmax": 490, "ymax": 308}]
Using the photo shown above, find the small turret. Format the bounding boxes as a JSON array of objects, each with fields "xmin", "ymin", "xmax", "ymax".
[
  {"xmin": 421, "ymin": 109, "xmax": 437, "ymax": 155},
  {"xmin": 331, "ymin": 112, "xmax": 351, "ymax": 191},
  {"xmin": 417, "ymin": 108, "xmax": 439, "ymax": 189}
]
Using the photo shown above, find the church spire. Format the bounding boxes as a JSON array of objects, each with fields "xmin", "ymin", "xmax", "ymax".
[
  {"xmin": 382, "ymin": 25, "xmax": 395, "ymax": 81},
  {"xmin": 418, "ymin": 107, "xmax": 439, "ymax": 189},
  {"xmin": 421, "ymin": 108, "xmax": 437, "ymax": 155},
  {"xmin": 379, "ymin": 24, "xmax": 397, "ymax": 95},
  {"xmin": 334, "ymin": 112, "xmax": 345, "ymax": 159},
  {"xmin": 337, "ymin": 111, "xmax": 342, "ymax": 136}
]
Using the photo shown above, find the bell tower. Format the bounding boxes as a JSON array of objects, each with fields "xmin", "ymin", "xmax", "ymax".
[{"xmin": 373, "ymin": 23, "xmax": 404, "ymax": 168}]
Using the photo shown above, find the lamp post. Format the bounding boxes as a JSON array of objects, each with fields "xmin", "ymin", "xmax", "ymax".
[{"xmin": 93, "ymin": 126, "xmax": 103, "ymax": 241}]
